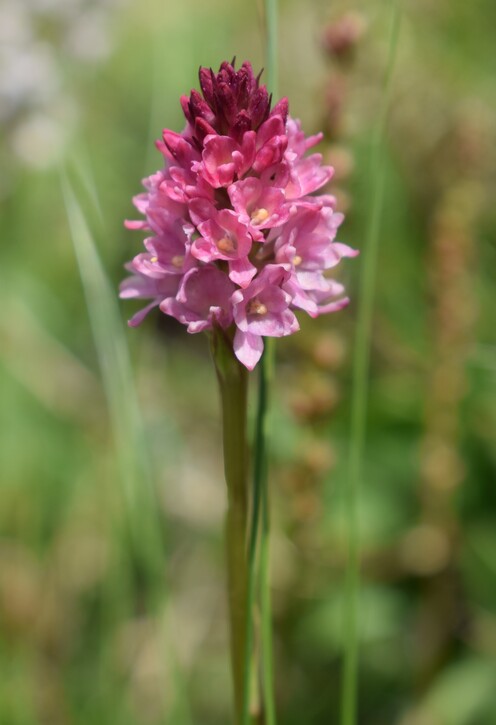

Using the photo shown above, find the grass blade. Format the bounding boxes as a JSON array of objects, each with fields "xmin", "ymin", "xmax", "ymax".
[
  {"xmin": 340, "ymin": 4, "xmax": 402, "ymax": 725},
  {"xmin": 62, "ymin": 172, "xmax": 193, "ymax": 724}
]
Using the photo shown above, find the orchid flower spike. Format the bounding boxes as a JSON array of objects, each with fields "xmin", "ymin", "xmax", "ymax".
[{"xmin": 120, "ymin": 59, "xmax": 358, "ymax": 370}]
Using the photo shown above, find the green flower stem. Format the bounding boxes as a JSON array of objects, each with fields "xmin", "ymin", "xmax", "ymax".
[
  {"xmin": 241, "ymin": 346, "xmax": 265, "ymax": 725},
  {"xmin": 212, "ymin": 329, "xmax": 249, "ymax": 724},
  {"xmin": 260, "ymin": 338, "xmax": 276, "ymax": 725},
  {"xmin": 260, "ymin": 343, "xmax": 276, "ymax": 725}
]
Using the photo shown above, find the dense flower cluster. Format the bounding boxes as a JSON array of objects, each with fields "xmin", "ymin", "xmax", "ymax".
[{"xmin": 121, "ymin": 60, "xmax": 357, "ymax": 369}]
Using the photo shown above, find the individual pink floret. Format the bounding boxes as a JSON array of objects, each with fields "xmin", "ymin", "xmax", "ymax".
[
  {"xmin": 252, "ymin": 115, "xmax": 288, "ymax": 173},
  {"xmin": 119, "ymin": 273, "xmax": 180, "ymax": 327},
  {"xmin": 232, "ymin": 266, "xmax": 299, "ymax": 369},
  {"xmin": 194, "ymin": 209, "xmax": 257, "ymax": 288},
  {"xmin": 274, "ymin": 205, "xmax": 355, "ymax": 278},
  {"xmin": 161, "ymin": 266, "xmax": 235, "ymax": 333},
  {"xmin": 129, "ymin": 218, "xmax": 196, "ymax": 278},
  {"xmin": 125, "ymin": 171, "xmax": 187, "ymax": 235},
  {"xmin": 228, "ymin": 177, "xmax": 290, "ymax": 240},
  {"xmin": 199, "ymin": 133, "xmax": 255, "ymax": 188}
]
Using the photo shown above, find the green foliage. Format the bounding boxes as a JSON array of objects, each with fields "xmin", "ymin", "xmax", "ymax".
[{"xmin": 1, "ymin": 0, "xmax": 495, "ymax": 723}]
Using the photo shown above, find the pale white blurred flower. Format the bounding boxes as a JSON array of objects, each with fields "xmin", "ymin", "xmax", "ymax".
[
  {"xmin": 0, "ymin": 1, "xmax": 33, "ymax": 46},
  {"xmin": 11, "ymin": 113, "xmax": 67, "ymax": 169},
  {"xmin": 64, "ymin": 7, "xmax": 111, "ymax": 62},
  {"xmin": 0, "ymin": 43, "xmax": 61, "ymax": 121},
  {"xmin": 0, "ymin": 0, "xmax": 128, "ymax": 177}
]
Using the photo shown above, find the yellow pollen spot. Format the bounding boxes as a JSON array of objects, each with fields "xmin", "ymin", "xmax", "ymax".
[
  {"xmin": 150, "ymin": 256, "xmax": 158, "ymax": 263},
  {"xmin": 171, "ymin": 255, "xmax": 184, "ymax": 268},
  {"xmin": 247, "ymin": 299, "xmax": 268, "ymax": 316},
  {"xmin": 293, "ymin": 255, "xmax": 303, "ymax": 266},
  {"xmin": 216, "ymin": 237, "xmax": 235, "ymax": 253},
  {"xmin": 251, "ymin": 207, "xmax": 270, "ymax": 225}
]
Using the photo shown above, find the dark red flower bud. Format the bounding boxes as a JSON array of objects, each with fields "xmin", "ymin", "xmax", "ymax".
[
  {"xmin": 215, "ymin": 82, "xmax": 237, "ymax": 127},
  {"xmin": 189, "ymin": 89, "xmax": 215, "ymax": 125},
  {"xmin": 231, "ymin": 110, "xmax": 252, "ymax": 143},
  {"xmin": 162, "ymin": 130, "xmax": 196, "ymax": 164},
  {"xmin": 183, "ymin": 60, "xmax": 282, "ymax": 143},
  {"xmin": 235, "ymin": 64, "xmax": 253, "ymax": 108},
  {"xmin": 194, "ymin": 117, "xmax": 217, "ymax": 143},
  {"xmin": 198, "ymin": 67, "xmax": 215, "ymax": 106},
  {"xmin": 248, "ymin": 87, "xmax": 270, "ymax": 129},
  {"xmin": 270, "ymin": 97, "xmax": 289, "ymax": 124},
  {"xmin": 219, "ymin": 60, "xmax": 235, "ymax": 78},
  {"xmin": 180, "ymin": 95, "xmax": 192, "ymax": 123}
]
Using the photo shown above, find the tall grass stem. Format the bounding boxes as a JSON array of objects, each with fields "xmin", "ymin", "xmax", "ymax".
[
  {"xmin": 240, "ymin": 1, "xmax": 280, "ymax": 721},
  {"xmin": 340, "ymin": 4, "xmax": 402, "ymax": 725},
  {"xmin": 257, "ymin": 2, "xmax": 279, "ymax": 722},
  {"xmin": 266, "ymin": 0, "xmax": 278, "ymax": 99},
  {"xmin": 62, "ymin": 175, "xmax": 160, "ymax": 565},
  {"xmin": 62, "ymin": 173, "xmax": 192, "ymax": 724}
]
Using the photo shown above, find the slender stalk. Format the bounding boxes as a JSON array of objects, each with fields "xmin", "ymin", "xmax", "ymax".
[
  {"xmin": 242, "ymin": 347, "xmax": 269, "ymax": 725},
  {"xmin": 263, "ymin": 0, "xmax": 279, "ymax": 717},
  {"xmin": 63, "ymin": 174, "xmax": 166, "ymax": 583},
  {"xmin": 212, "ymin": 329, "xmax": 249, "ymax": 724},
  {"xmin": 260, "ymin": 339, "xmax": 276, "ymax": 725},
  {"xmin": 340, "ymin": 4, "xmax": 402, "ymax": 725},
  {"xmin": 266, "ymin": 0, "xmax": 278, "ymax": 100},
  {"xmin": 248, "ymin": 1, "xmax": 279, "ymax": 722}
]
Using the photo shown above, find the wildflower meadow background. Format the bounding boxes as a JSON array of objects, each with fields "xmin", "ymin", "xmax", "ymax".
[{"xmin": 1, "ymin": 0, "xmax": 496, "ymax": 723}]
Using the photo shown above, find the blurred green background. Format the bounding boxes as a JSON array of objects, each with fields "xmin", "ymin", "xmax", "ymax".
[{"xmin": 1, "ymin": 0, "xmax": 496, "ymax": 723}]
